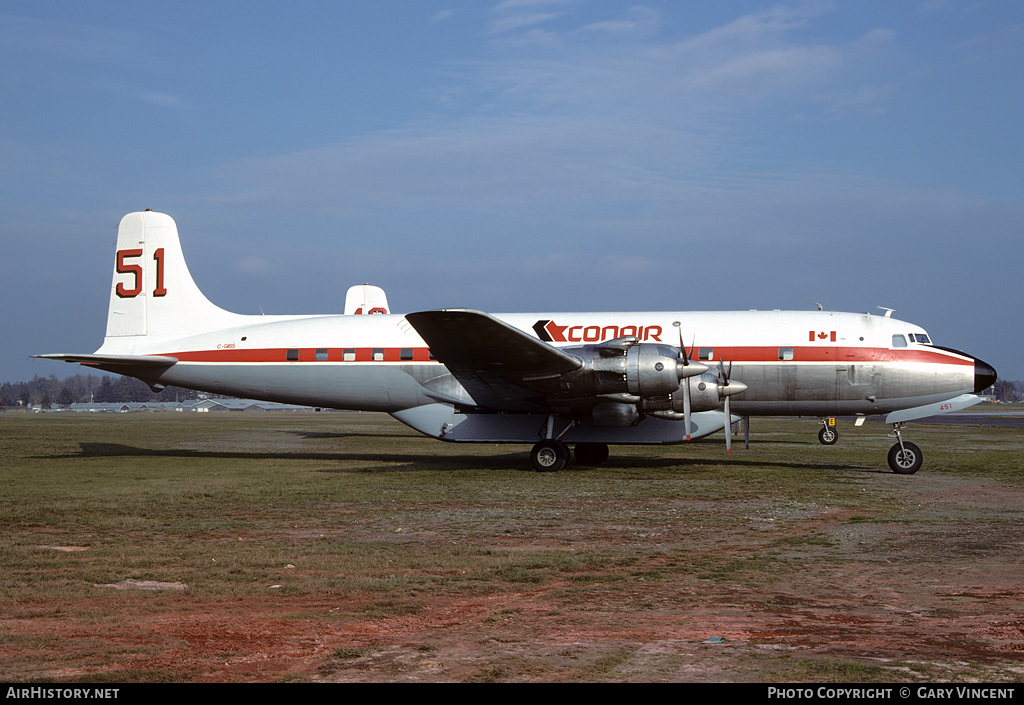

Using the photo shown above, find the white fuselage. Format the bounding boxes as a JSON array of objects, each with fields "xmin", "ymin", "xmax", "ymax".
[
  {"xmin": 101, "ymin": 308, "xmax": 975, "ymax": 421},
  {"xmin": 44, "ymin": 211, "xmax": 991, "ymax": 454}
]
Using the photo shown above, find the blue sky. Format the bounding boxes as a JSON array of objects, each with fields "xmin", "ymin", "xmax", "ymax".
[{"xmin": 2, "ymin": 1, "xmax": 1021, "ymax": 383}]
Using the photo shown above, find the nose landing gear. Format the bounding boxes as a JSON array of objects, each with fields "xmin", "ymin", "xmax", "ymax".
[
  {"xmin": 887, "ymin": 423, "xmax": 922, "ymax": 474},
  {"xmin": 818, "ymin": 417, "xmax": 839, "ymax": 445}
]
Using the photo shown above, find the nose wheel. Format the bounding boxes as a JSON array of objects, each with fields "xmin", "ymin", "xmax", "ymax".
[
  {"xmin": 818, "ymin": 423, "xmax": 839, "ymax": 445},
  {"xmin": 887, "ymin": 423, "xmax": 922, "ymax": 474}
]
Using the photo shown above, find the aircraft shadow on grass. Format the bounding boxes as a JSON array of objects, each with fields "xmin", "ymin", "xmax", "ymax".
[{"xmin": 62, "ymin": 441, "xmax": 882, "ymax": 475}]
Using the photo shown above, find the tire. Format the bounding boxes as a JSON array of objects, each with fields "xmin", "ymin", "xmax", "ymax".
[
  {"xmin": 574, "ymin": 442, "xmax": 609, "ymax": 466},
  {"xmin": 531, "ymin": 440, "xmax": 569, "ymax": 472},
  {"xmin": 888, "ymin": 441, "xmax": 922, "ymax": 474},
  {"xmin": 818, "ymin": 426, "xmax": 839, "ymax": 445}
]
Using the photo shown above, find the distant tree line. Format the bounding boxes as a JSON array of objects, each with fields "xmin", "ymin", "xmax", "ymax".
[
  {"xmin": 992, "ymin": 379, "xmax": 1020, "ymax": 403},
  {"xmin": 1, "ymin": 374, "xmax": 201, "ymax": 409}
]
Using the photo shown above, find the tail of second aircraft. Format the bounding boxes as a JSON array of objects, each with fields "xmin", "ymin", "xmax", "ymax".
[{"xmin": 102, "ymin": 210, "xmax": 248, "ymax": 344}]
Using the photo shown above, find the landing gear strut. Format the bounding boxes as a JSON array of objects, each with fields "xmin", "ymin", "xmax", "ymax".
[
  {"xmin": 887, "ymin": 423, "xmax": 922, "ymax": 474},
  {"xmin": 818, "ymin": 417, "xmax": 839, "ymax": 445}
]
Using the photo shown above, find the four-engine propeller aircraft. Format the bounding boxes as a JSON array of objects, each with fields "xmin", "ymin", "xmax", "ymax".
[{"xmin": 37, "ymin": 211, "xmax": 997, "ymax": 474}]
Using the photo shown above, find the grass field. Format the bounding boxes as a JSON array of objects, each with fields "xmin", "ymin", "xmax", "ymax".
[{"xmin": 1, "ymin": 410, "xmax": 1022, "ymax": 682}]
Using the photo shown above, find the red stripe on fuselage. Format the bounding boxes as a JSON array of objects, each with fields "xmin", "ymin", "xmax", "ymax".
[{"xmin": 156, "ymin": 345, "xmax": 973, "ymax": 366}]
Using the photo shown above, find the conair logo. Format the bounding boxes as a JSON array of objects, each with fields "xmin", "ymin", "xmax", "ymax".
[{"xmin": 533, "ymin": 320, "xmax": 663, "ymax": 343}]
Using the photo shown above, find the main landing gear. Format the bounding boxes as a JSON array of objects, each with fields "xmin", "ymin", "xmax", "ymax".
[
  {"xmin": 529, "ymin": 440, "xmax": 610, "ymax": 472},
  {"xmin": 530, "ymin": 415, "xmax": 610, "ymax": 472},
  {"xmin": 887, "ymin": 423, "xmax": 922, "ymax": 475},
  {"xmin": 530, "ymin": 439, "xmax": 570, "ymax": 472},
  {"xmin": 530, "ymin": 416, "xmax": 573, "ymax": 472}
]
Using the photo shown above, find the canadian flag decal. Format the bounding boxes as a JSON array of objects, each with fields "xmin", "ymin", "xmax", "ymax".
[{"xmin": 809, "ymin": 330, "xmax": 837, "ymax": 342}]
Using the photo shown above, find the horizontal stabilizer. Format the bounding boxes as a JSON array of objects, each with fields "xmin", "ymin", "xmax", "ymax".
[
  {"xmin": 885, "ymin": 394, "xmax": 984, "ymax": 424},
  {"xmin": 33, "ymin": 353, "xmax": 178, "ymax": 367}
]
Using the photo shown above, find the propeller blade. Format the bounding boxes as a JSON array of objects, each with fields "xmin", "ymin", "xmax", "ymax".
[
  {"xmin": 675, "ymin": 321, "xmax": 693, "ymax": 440},
  {"xmin": 683, "ymin": 377, "xmax": 692, "ymax": 441},
  {"xmin": 724, "ymin": 394, "xmax": 732, "ymax": 453},
  {"xmin": 718, "ymin": 358, "xmax": 740, "ymax": 453},
  {"xmin": 673, "ymin": 321, "xmax": 689, "ymax": 366}
]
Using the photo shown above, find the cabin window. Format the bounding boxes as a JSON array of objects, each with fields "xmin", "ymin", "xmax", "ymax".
[
  {"xmin": 400, "ymin": 348, "xmax": 414, "ymax": 361},
  {"xmin": 286, "ymin": 349, "xmax": 299, "ymax": 361},
  {"xmin": 892, "ymin": 334, "xmax": 908, "ymax": 348},
  {"xmin": 315, "ymin": 349, "xmax": 328, "ymax": 361},
  {"xmin": 372, "ymin": 349, "xmax": 385, "ymax": 361},
  {"xmin": 343, "ymin": 349, "xmax": 356, "ymax": 361},
  {"xmin": 778, "ymin": 347, "xmax": 794, "ymax": 361},
  {"xmin": 698, "ymin": 347, "xmax": 714, "ymax": 361}
]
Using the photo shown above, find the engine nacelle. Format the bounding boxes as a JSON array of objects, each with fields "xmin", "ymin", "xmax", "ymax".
[
  {"xmin": 545, "ymin": 338, "xmax": 706, "ymax": 399},
  {"xmin": 522, "ymin": 338, "xmax": 710, "ymax": 427},
  {"xmin": 677, "ymin": 372, "xmax": 727, "ymax": 412},
  {"xmin": 647, "ymin": 372, "xmax": 749, "ymax": 420},
  {"xmin": 519, "ymin": 338, "xmax": 714, "ymax": 426}
]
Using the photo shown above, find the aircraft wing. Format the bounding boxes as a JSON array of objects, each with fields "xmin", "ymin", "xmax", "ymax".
[{"xmin": 405, "ymin": 309, "xmax": 582, "ymax": 410}]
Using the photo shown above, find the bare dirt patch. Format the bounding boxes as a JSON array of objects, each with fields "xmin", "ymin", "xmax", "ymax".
[
  {"xmin": 3, "ymin": 414, "xmax": 1023, "ymax": 682},
  {"xmin": 8, "ymin": 478, "xmax": 1024, "ymax": 682}
]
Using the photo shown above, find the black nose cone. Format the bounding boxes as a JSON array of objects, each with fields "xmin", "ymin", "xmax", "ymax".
[{"xmin": 975, "ymin": 358, "xmax": 997, "ymax": 394}]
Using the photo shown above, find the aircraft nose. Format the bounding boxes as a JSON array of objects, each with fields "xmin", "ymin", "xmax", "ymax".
[{"xmin": 974, "ymin": 358, "xmax": 997, "ymax": 394}]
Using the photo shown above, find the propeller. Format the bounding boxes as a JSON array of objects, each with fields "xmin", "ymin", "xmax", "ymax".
[
  {"xmin": 717, "ymin": 357, "xmax": 748, "ymax": 453},
  {"xmin": 673, "ymin": 322, "xmax": 694, "ymax": 441},
  {"xmin": 719, "ymin": 360, "xmax": 732, "ymax": 452}
]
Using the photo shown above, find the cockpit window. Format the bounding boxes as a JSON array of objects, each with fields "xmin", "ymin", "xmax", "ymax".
[
  {"xmin": 892, "ymin": 334, "xmax": 908, "ymax": 348},
  {"xmin": 910, "ymin": 333, "xmax": 932, "ymax": 344}
]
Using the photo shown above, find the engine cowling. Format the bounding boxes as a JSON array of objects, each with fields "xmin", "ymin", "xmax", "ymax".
[
  {"xmin": 647, "ymin": 371, "xmax": 749, "ymax": 420},
  {"xmin": 562, "ymin": 339, "xmax": 704, "ymax": 395},
  {"xmin": 526, "ymin": 337, "xmax": 708, "ymax": 426}
]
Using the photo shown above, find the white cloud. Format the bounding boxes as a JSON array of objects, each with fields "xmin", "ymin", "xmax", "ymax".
[
  {"xmin": 207, "ymin": 4, "xmax": 903, "ymax": 237},
  {"xmin": 487, "ymin": 11, "xmax": 563, "ymax": 35},
  {"xmin": 581, "ymin": 5, "xmax": 661, "ymax": 35}
]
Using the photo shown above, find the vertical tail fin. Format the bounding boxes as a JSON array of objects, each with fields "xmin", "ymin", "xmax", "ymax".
[
  {"xmin": 104, "ymin": 211, "xmax": 246, "ymax": 342},
  {"xmin": 344, "ymin": 284, "xmax": 390, "ymax": 315}
]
